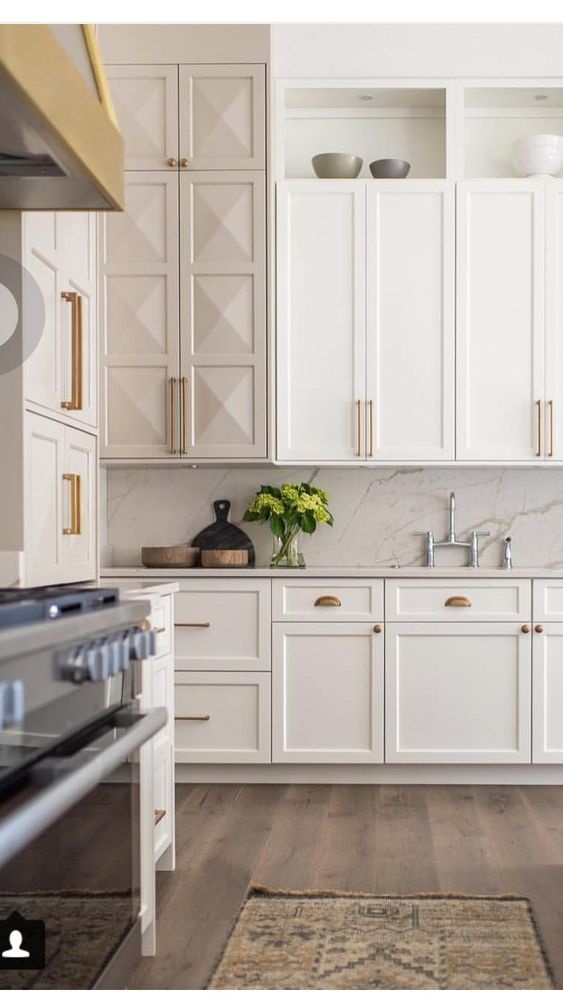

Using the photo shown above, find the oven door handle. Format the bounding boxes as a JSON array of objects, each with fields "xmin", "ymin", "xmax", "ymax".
[{"xmin": 0, "ymin": 706, "xmax": 167, "ymax": 871}]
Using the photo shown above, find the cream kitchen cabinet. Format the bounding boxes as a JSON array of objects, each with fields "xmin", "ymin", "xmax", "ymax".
[
  {"xmin": 276, "ymin": 180, "xmax": 454, "ymax": 463},
  {"xmin": 25, "ymin": 412, "xmax": 97, "ymax": 586},
  {"xmin": 272, "ymin": 622, "xmax": 384, "ymax": 763},
  {"xmin": 385, "ymin": 622, "xmax": 531, "ymax": 764},
  {"xmin": 101, "ymin": 62, "xmax": 267, "ymax": 462},
  {"xmin": 174, "ymin": 579, "xmax": 271, "ymax": 671},
  {"xmin": 532, "ymin": 580, "xmax": 563, "ymax": 763},
  {"xmin": 175, "ymin": 671, "xmax": 271, "ymax": 764},
  {"xmin": 24, "ymin": 210, "xmax": 97, "ymax": 430}
]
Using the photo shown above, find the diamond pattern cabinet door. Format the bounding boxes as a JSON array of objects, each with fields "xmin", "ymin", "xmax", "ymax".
[
  {"xmin": 106, "ymin": 65, "xmax": 179, "ymax": 170},
  {"xmin": 100, "ymin": 172, "xmax": 180, "ymax": 459},
  {"xmin": 179, "ymin": 172, "xmax": 266, "ymax": 458},
  {"xmin": 24, "ymin": 211, "xmax": 97, "ymax": 430},
  {"xmin": 179, "ymin": 65, "xmax": 265, "ymax": 170}
]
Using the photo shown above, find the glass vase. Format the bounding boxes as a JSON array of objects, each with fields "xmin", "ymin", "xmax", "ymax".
[{"xmin": 270, "ymin": 531, "xmax": 305, "ymax": 568}]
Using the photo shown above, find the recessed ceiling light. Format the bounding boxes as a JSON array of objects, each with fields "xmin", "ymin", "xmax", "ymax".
[
  {"xmin": 534, "ymin": 94, "xmax": 548, "ymax": 101},
  {"xmin": 359, "ymin": 94, "xmax": 374, "ymax": 102}
]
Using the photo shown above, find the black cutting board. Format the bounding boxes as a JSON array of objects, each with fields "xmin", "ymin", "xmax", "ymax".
[{"xmin": 191, "ymin": 500, "xmax": 255, "ymax": 566}]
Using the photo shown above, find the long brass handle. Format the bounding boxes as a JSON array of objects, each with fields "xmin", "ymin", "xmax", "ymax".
[
  {"xmin": 368, "ymin": 400, "xmax": 375, "ymax": 458},
  {"xmin": 175, "ymin": 714, "xmax": 210, "ymax": 721},
  {"xmin": 444, "ymin": 595, "xmax": 472, "ymax": 608},
  {"xmin": 356, "ymin": 400, "xmax": 362, "ymax": 457},
  {"xmin": 176, "ymin": 622, "xmax": 211, "ymax": 628},
  {"xmin": 153, "ymin": 627, "xmax": 166, "ymax": 634},
  {"xmin": 61, "ymin": 292, "xmax": 83, "ymax": 411},
  {"xmin": 314, "ymin": 595, "xmax": 342, "ymax": 607},
  {"xmin": 536, "ymin": 399, "xmax": 542, "ymax": 457},
  {"xmin": 181, "ymin": 377, "xmax": 189, "ymax": 454},
  {"xmin": 548, "ymin": 400, "xmax": 554, "ymax": 458},
  {"xmin": 169, "ymin": 377, "xmax": 177, "ymax": 454},
  {"xmin": 62, "ymin": 473, "xmax": 82, "ymax": 535}
]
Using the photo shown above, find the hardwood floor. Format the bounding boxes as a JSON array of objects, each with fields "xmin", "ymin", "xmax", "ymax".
[{"xmin": 130, "ymin": 784, "xmax": 563, "ymax": 989}]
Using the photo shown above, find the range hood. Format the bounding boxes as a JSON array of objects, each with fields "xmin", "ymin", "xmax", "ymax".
[{"xmin": 0, "ymin": 25, "xmax": 123, "ymax": 210}]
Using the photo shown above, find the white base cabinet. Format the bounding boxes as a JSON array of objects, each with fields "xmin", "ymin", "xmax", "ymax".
[
  {"xmin": 175, "ymin": 671, "xmax": 271, "ymax": 764},
  {"xmin": 272, "ymin": 623, "xmax": 384, "ymax": 763},
  {"xmin": 385, "ymin": 622, "xmax": 531, "ymax": 763}
]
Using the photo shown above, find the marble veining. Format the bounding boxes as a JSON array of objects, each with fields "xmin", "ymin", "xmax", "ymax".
[{"xmin": 104, "ymin": 466, "xmax": 563, "ymax": 570}]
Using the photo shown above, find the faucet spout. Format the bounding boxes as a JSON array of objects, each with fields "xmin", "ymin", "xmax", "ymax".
[{"xmin": 448, "ymin": 491, "xmax": 456, "ymax": 543}]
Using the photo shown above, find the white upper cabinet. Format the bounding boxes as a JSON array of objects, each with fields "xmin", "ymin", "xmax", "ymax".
[
  {"xmin": 545, "ymin": 180, "xmax": 563, "ymax": 461},
  {"xmin": 106, "ymin": 65, "xmax": 179, "ymax": 170},
  {"xmin": 179, "ymin": 65, "xmax": 265, "ymax": 170},
  {"xmin": 24, "ymin": 211, "xmax": 97, "ymax": 430},
  {"xmin": 366, "ymin": 182, "xmax": 454, "ymax": 461},
  {"xmin": 277, "ymin": 181, "xmax": 366, "ymax": 462},
  {"xmin": 456, "ymin": 180, "xmax": 545, "ymax": 461}
]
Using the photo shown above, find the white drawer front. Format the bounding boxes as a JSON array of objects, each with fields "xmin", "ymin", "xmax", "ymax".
[
  {"xmin": 272, "ymin": 579, "xmax": 383, "ymax": 622},
  {"xmin": 386, "ymin": 579, "xmax": 530, "ymax": 621},
  {"xmin": 151, "ymin": 595, "xmax": 172, "ymax": 659},
  {"xmin": 175, "ymin": 580, "xmax": 271, "ymax": 671},
  {"xmin": 174, "ymin": 671, "xmax": 271, "ymax": 763},
  {"xmin": 533, "ymin": 580, "xmax": 563, "ymax": 622}
]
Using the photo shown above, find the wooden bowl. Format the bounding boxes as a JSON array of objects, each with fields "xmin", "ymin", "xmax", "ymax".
[
  {"xmin": 200, "ymin": 549, "xmax": 249, "ymax": 568},
  {"xmin": 141, "ymin": 545, "xmax": 199, "ymax": 568}
]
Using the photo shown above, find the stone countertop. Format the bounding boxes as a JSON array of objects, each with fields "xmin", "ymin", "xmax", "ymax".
[{"xmin": 102, "ymin": 566, "xmax": 563, "ymax": 579}]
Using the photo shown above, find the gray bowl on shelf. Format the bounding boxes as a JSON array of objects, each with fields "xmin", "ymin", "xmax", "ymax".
[
  {"xmin": 369, "ymin": 158, "xmax": 411, "ymax": 179},
  {"xmin": 312, "ymin": 153, "xmax": 363, "ymax": 179}
]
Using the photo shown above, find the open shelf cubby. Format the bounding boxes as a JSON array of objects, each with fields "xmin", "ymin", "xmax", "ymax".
[
  {"xmin": 282, "ymin": 86, "xmax": 447, "ymax": 179},
  {"xmin": 464, "ymin": 86, "xmax": 563, "ymax": 178}
]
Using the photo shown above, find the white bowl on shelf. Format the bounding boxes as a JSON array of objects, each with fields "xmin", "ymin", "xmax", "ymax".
[{"xmin": 512, "ymin": 133, "xmax": 563, "ymax": 177}]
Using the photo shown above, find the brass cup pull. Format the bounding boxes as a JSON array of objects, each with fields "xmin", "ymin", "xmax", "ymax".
[
  {"xmin": 167, "ymin": 157, "xmax": 178, "ymax": 167},
  {"xmin": 61, "ymin": 291, "xmax": 83, "ymax": 411},
  {"xmin": 175, "ymin": 714, "xmax": 210, "ymax": 721},
  {"xmin": 314, "ymin": 595, "xmax": 342, "ymax": 608},
  {"xmin": 535, "ymin": 624, "xmax": 544, "ymax": 633},
  {"xmin": 373, "ymin": 624, "xmax": 383, "ymax": 634},
  {"xmin": 62, "ymin": 473, "xmax": 82, "ymax": 536},
  {"xmin": 176, "ymin": 622, "xmax": 211, "ymax": 628},
  {"xmin": 444, "ymin": 595, "xmax": 472, "ymax": 608},
  {"xmin": 180, "ymin": 157, "xmax": 190, "ymax": 168},
  {"xmin": 521, "ymin": 624, "xmax": 531, "ymax": 634}
]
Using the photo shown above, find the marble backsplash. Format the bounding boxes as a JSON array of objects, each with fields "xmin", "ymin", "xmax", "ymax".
[{"xmin": 103, "ymin": 466, "xmax": 563, "ymax": 570}]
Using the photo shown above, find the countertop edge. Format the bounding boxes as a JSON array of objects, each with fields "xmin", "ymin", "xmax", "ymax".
[{"xmin": 101, "ymin": 566, "xmax": 563, "ymax": 579}]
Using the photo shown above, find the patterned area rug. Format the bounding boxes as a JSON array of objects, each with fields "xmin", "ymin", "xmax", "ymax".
[{"xmin": 208, "ymin": 887, "xmax": 554, "ymax": 990}]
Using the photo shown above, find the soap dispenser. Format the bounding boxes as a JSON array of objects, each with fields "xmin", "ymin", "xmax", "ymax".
[{"xmin": 502, "ymin": 536, "xmax": 513, "ymax": 570}]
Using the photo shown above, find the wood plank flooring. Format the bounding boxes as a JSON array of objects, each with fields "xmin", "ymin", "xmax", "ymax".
[{"xmin": 130, "ymin": 784, "xmax": 563, "ymax": 989}]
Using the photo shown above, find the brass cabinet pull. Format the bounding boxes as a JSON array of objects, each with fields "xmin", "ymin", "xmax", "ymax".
[
  {"xmin": 167, "ymin": 157, "xmax": 178, "ymax": 167},
  {"xmin": 535, "ymin": 624, "xmax": 544, "ymax": 633},
  {"xmin": 373, "ymin": 624, "xmax": 383, "ymax": 633},
  {"xmin": 314, "ymin": 595, "xmax": 342, "ymax": 608},
  {"xmin": 180, "ymin": 157, "xmax": 190, "ymax": 168},
  {"xmin": 153, "ymin": 626, "xmax": 166, "ymax": 634},
  {"xmin": 368, "ymin": 400, "xmax": 375, "ymax": 458},
  {"xmin": 175, "ymin": 714, "xmax": 210, "ymax": 721},
  {"xmin": 140, "ymin": 618, "xmax": 151, "ymax": 631},
  {"xmin": 61, "ymin": 291, "xmax": 83, "ymax": 411},
  {"xmin": 521, "ymin": 624, "xmax": 531, "ymax": 634},
  {"xmin": 356, "ymin": 400, "xmax": 362, "ymax": 457},
  {"xmin": 444, "ymin": 595, "xmax": 472, "ymax": 608},
  {"xmin": 548, "ymin": 400, "xmax": 554, "ymax": 458},
  {"xmin": 536, "ymin": 399, "xmax": 542, "ymax": 457},
  {"xmin": 181, "ymin": 377, "xmax": 189, "ymax": 454},
  {"xmin": 62, "ymin": 473, "xmax": 82, "ymax": 535},
  {"xmin": 169, "ymin": 377, "xmax": 177, "ymax": 454},
  {"xmin": 176, "ymin": 621, "xmax": 211, "ymax": 628}
]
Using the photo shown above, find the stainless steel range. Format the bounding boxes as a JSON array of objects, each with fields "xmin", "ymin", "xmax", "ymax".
[{"xmin": 0, "ymin": 585, "xmax": 165, "ymax": 990}]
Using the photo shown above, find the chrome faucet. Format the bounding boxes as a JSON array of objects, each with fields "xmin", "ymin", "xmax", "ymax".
[{"xmin": 415, "ymin": 491, "xmax": 490, "ymax": 569}]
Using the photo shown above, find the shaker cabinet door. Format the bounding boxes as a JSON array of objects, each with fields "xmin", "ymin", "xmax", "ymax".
[
  {"xmin": 276, "ymin": 181, "xmax": 366, "ymax": 462},
  {"xmin": 456, "ymin": 180, "xmax": 545, "ymax": 461},
  {"xmin": 366, "ymin": 182, "xmax": 454, "ymax": 461}
]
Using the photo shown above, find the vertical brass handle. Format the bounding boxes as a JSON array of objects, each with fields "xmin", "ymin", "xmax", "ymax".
[
  {"xmin": 61, "ymin": 292, "xmax": 83, "ymax": 411},
  {"xmin": 548, "ymin": 400, "xmax": 554, "ymax": 458},
  {"xmin": 536, "ymin": 399, "xmax": 542, "ymax": 457},
  {"xmin": 62, "ymin": 473, "xmax": 82, "ymax": 535},
  {"xmin": 356, "ymin": 400, "xmax": 362, "ymax": 457},
  {"xmin": 368, "ymin": 400, "xmax": 375, "ymax": 458},
  {"xmin": 169, "ymin": 377, "xmax": 177, "ymax": 454},
  {"xmin": 181, "ymin": 377, "xmax": 189, "ymax": 454}
]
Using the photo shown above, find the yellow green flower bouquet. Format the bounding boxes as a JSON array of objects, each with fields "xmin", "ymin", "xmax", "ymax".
[{"xmin": 243, "ymin": 483, "xmax": 333, "ymax": 568}]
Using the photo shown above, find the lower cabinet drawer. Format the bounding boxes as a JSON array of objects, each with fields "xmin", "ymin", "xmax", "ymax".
[
  {"xmin": 386, "ymin": 579, "xmax": 531, "ymax": 622},
  {"xmin": 174, "ymin": 671, "xmax": 271, "ymax": 764},
  {"xmin": 175, "ymin": 581, "xmax": 271, "ymax": 671}
]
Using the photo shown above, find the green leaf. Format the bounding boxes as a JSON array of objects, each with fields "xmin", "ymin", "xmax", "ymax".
[
  {"xmin": 270, "ymin": 515, "xmax": 285, "ymax": 538},
  {"xmin": 301, "ymin": 511, "xmax": 316, "ymax": 534}
]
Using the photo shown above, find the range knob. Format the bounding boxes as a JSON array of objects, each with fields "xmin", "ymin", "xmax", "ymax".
[
  {"xmin": 129, "ymin": 628, "xmax": 156, "ymax": 661},
  {"xmin": 0, "ymin": 681, "xmax": 25, "ymax": 730}
]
